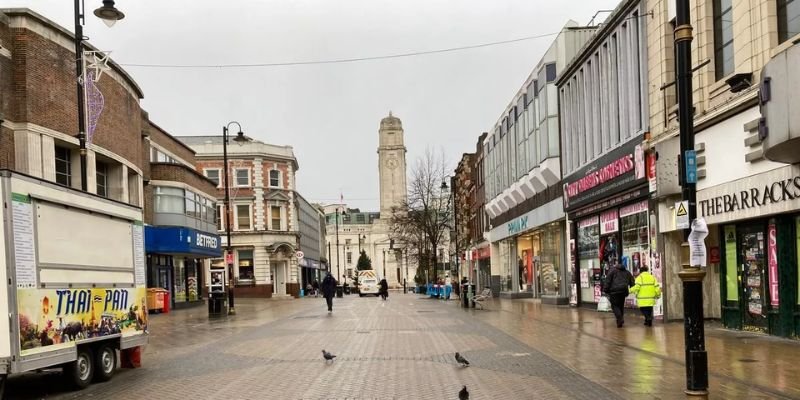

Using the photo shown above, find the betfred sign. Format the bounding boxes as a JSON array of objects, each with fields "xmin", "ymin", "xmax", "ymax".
[{"xmin": 563, "ymin": 136, "xmax": 647, "ymax": 212}]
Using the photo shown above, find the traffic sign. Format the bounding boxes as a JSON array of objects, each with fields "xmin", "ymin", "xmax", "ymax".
[
  {"xmin": 685, "ymin": 150, "xmax": 697, "ymax": 184},
  {"xmin": 295, "ymin": 250, "xmax": 305, "ymax": 259},
  {"xmin": 676, "ymin": 200, "xmax": 689, "ymax": 229}
]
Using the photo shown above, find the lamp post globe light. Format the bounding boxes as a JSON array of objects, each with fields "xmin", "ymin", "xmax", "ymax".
[
  {"xmin": 222, "ymin": 122, "xmax": 247, "ymax": 316},
  {"xmin": 73, "ymin": 0, "xmax": 125, "ymax": 192}
]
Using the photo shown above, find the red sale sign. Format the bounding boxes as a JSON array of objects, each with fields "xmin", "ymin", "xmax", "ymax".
[{"xmin": 768, "ymin": 224, "xmax": 779, "ymax": 307}]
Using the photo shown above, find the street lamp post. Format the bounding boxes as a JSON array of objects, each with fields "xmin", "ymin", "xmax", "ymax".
[
  {"xmin": 335, "ymin": 208, "xmax": 346, "ymax": 282},
  {"xmin": 382, "ymin": 249, "xmax": 387, "ymax": 279},
  {"xmin": 222, "ymin": 122, "xmax": 247, "ymax": 316},
  {"xmin": 73, "ymin": 0, "xmax": 124, "ymax": 192},
  {"xmin": 674, "ymin": 0, "xmax": 708, "ymax": 395}
]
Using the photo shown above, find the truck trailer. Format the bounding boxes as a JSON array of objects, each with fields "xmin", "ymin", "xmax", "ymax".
[{"xmin": 0, "ymin": 170, "xmax": 148, "ymax": 397}]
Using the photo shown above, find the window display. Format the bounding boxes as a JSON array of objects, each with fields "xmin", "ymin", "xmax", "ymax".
[
  {"xmin": 577, "ymin": 217, "xmax": 599, "ymax": 302},
  {"xmin": 620, "ymin": 201, "xmax": 649, "ymax": 276}
]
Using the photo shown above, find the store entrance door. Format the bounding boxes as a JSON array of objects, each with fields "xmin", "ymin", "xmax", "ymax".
[{"xmin": 739, "ymin": 224, "xmax": 768, "ymax": 332}]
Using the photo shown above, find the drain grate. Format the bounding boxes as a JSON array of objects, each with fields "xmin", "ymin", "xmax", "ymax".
[
  {"xmin": 416, "ymin": 310, "xmax": 436, "ymax": 313},
  {"xmin": 356, "ymin": 330, "xmax": 370, "ymax": 334},
  {"xmin": 292, "ymin": 316, "xmax": 320, "ymax": 319},
  {"xmin": 737, "ymin": 358, "xmax": 759, "ymax": 363}
]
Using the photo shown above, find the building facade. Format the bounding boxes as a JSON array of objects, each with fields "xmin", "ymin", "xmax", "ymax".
[
  {"xmin": 0, "ymin": 9, "xmax": 145, "ymax": 206},
  {"xmin": 646, "ymin": 0, "xmax": 800, "ymax": 336},
  {"xmin": 557, "ymin": 0, "xmax": 652, "ymax": 311},
  {"xmin": 181, "ymin": 136, "xmax": 301, "ymax": 298},
  {"xmin": 143, "ymin": 122, "xmax": 221, "ymax": 309},
  {"xmin": 0, "ymin": 9, "xmax": 224, "ymax": 309},
  {"xmin": 296, "ymin": 193, "xmax": 327, "ymax": 289},
  {"xmin": 483, "ymin": 22, "xmax": 597, "ymax": 303},
  {"xmin": 453, "ymin": 152, "xmax": 475, "ymax": 285}
]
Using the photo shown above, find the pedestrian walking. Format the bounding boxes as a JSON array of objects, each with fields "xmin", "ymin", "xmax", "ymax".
[
  {"xmin": 321, "ymin": 273, "xmax": 336, "ymax": 313},
  {"xmin": 378, "ymin": 277, "xmax": 389, "ymax": 300},
  {"xmin": 630, "ymin": 266, "xmax": 661, "ymax": 326},
  {"xmin": 603, "ymin": 263, "xmax": 634, "ymax": 328}
]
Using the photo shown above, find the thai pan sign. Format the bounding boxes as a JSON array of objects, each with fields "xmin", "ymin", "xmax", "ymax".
[{"xmin": 18, "ymin": 287, "xmax": 148, "ymax": 356}]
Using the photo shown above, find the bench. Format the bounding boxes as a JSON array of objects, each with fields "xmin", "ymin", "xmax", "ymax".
[{"xmin": 473, "ymin": 288, "xmax": 492, "ymax": 309}]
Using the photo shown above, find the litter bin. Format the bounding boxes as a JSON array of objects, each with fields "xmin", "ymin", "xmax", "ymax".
[
  {"xmin": 344, "ymin": 285, "xmax": 351, "ymax": 295},
  {"xmin": 208, "ymin": 291, "xmax": 226, "ymax": 316},
  {"xmin": 336, "ymin": 285, "xmax": 344, "ymax": 298},
  {"xmin": 461, "ymin": 284, "xmax": 476, "ymax": 308},
  {"xmin": 161, "ymin": 289, "xmax": 170, "ymax": 314}
]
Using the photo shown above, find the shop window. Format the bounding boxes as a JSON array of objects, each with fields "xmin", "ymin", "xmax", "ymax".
[
  {"xmin": 96, "ymin": 161, "xmax": 109, "ymax": 198},
  {"xmin": 174, "ymin": 259, "xmax": 186, "ymax": 302},
  {"xmin": 234, "ymin": 168, "xmax": 250, "ymax": 187},
  {"xmin": 778, "ymin": 0, "xmax": 800, "ymax": 44},
  {"xmin": 620, "ymin": 201, "xmax": 649, "ymax": 276},
  {"xmin": 204, "ymin": 168, "xmax": 221, "ymax": 186},
  {"xmin": 55, "ymin": 146, "xmax": 72, "ymax": 187},
  {"xmin": 237, "ymin": 249, "xmax": 254, "ymax": 281},
  {"xmin": 235, "ymin": 204, "xmax": 252, "ymax": 230},
  {"xmin": 269, "ymin": 170, "xmax": 281, "ymax": 188},
  {"xmin": 577, "ymin": 217, "xmax": 600, "ymax": 303}
]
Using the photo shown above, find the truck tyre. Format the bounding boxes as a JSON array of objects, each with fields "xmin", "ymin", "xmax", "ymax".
[
  {"xmin": 359, "ymin": 293, "xmax": 364, "ymax": 297},
  {"xmin": 93, "ymin": 345, "xmax": 116, "ymax": 382},
  {"xmin": 64, "ymin": 347, "xmax": 94, "ymax": 389}
]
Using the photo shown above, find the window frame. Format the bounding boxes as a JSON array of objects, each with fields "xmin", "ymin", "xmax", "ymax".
[
  {"xmin": 204, "ymin": 168, "xmax": 222, "ymax": 187},
  {"xmin": 269, "ymin": 169, "xmax": 282, "ymax": 188},
  {"xmin": 55, "ymin": 146, "xmax": 72, "ymax": 187},
  {"xmin": 96, "ymin": 161, "xmax": 109, "ymax": 198},
  {"xmin": 234, "ymin": 203, "xmax": 253, "ymax": 231},
  {"xmin": 217, "ymin": 204, "xmax": 225, "ymax": 231},
  {"xmin": 269, "ymin": 205, "xmax": 283, "ymax": 231},
  {"xmin": 234, "ymin": 168, "xmax": 251, "ymax": 188},
  {"xmin": 713, "ymin": 0, "xmax": 734, "ymax": 81},
  {"xmin": 236, "ymin": 249, "xmax": 255, "ymax": 281},
  {"xmin": 778, "ymin": 0, "xmax": 800, "ymax": 44}
]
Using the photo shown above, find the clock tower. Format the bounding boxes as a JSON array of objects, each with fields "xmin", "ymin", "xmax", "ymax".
[{"xmin": 378, "ymin": 111, "xmax": 407, "ymax": 217}]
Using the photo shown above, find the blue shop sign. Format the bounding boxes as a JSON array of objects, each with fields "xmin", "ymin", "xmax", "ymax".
[
  {"xmin": 507, "ymin": 216, "xmax": 529, "ymax": 236},
  {"xmin": 144, "ymin": 226, "xmax": 222, "ymax": 257}
]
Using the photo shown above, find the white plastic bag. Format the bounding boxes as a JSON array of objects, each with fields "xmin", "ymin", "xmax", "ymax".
[{"xmin": 597, "ymin": 296, "xmax": 611, "ymax": 312}]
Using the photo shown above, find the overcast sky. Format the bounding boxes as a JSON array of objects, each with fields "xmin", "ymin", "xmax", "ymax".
[{"xmin": 9, "ymin": 0, "xmax": 619, "ymax": 210}]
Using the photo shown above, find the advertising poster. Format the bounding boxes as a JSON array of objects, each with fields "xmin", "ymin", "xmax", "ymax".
[
  {"xmin": 767, "ymin": 224, "xmax": 779, "ymax": 307},
  {"xmin": 17, "ymin": 287, "xmax": 148, "ymax": 356}
]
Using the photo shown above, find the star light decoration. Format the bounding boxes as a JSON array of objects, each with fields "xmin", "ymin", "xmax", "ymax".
[{"xmin": 83, "ymin": 51, "xmax": 111, "ymax": 145}]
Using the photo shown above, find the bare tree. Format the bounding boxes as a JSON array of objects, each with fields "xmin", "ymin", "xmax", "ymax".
[{"xmin": 389, "ymin": 148, "xmax": 452, "ymax": 285}]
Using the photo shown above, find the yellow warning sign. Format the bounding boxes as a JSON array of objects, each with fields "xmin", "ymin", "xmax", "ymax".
[{"xmin": 676, "ymin": 202, "xmax": 688, "ymax": 216}]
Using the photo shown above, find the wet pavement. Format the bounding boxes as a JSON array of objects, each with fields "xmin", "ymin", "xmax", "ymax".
[{"xmin": 4, "ymin": 293, "xmax": 800, "ymax": 399}]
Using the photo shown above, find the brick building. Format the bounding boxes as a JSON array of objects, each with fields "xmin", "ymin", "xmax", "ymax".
[
  {"xmin": 0, "ymin": 8, "xmax": 145, "ymax": 204},
  {"xmin": 179, "ymin": 136, "xmax": 301, "ymax": 298},
  {"xmin": 0, "ymin": 8, "xmax": 222, "ymax": 310}
]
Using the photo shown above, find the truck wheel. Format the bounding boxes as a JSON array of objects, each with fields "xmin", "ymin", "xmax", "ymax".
[
  {"xmin": 64, "ymin": 347, "xmax": 94, "ymax": 389},
  {"xmin": 93, "ymin": 345, "xmax": 116, "ymax": 382},
  {"xmin": 359, "ymin": 293, "xmax": 364, "ymax": 297}
]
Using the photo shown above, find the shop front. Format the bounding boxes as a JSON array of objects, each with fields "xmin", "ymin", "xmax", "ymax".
[
  {"xmin": 489, "ymin": 198, "xmax": 568, "ymax": 303},
  {"xmin": 144, "ymin": 226, "xmax": 222, "ymax": 309},
  {"xmin": 700, "ymin": 163, "xmax": 800, "ymax": 337},
  {"xmin": 300, "ymin": 258, "xmax": 325, "ymax": 293},
  {"xmin": 563, "ymin": 136, "xmax": 661, "ymax": 313},
  {"xmin": 467, "ymin": 244, "xmax": 493, "ymax": 293}
]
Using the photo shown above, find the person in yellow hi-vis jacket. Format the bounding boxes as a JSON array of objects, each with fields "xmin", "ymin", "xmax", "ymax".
[{"xmin": 630, "ymin": 266, "xmax": 661, "ymax": 326}]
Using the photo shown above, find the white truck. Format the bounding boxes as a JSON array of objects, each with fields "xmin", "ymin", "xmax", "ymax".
[
  {"xmin": 0, "ymin": 170, "xmax": 148, "ymax": 397},
  {"xmin": 357, "ymin": 270, "xmax": 379, "ymax": 297}
]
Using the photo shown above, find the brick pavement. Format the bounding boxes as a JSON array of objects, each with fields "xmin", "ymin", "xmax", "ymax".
[{"xmin": 5, "ymin": 294, "xmax": 800, "ymax": 399}]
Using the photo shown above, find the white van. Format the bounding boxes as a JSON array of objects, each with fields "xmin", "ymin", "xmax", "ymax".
[{"xmin": 358, "ymin": 270, "xmax": 380, "ymax": 297}]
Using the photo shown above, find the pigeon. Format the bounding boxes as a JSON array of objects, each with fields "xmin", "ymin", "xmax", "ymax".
[
  {"xmin": 458, "ymin": 385, "xmax": 469, "ymax": 400},
  {"xmin": 454, "ymin": 352, "xmax": 469, "ymax": 367},
  {"xmin": 322, "ymin": 349, "xmax": 336, "ymax": 363}
]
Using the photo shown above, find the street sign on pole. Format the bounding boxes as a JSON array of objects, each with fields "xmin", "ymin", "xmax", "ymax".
[
  {"xmin": 676, "ymin": 201, "xmax": 690, "ymax": 230},
  {"xmin": 685, "ymin": 150, "xmax": 697, "ymax": 184},
  {"xmin": 225, "ymin": 252, "xmax": 234, "ymax": 265}
]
